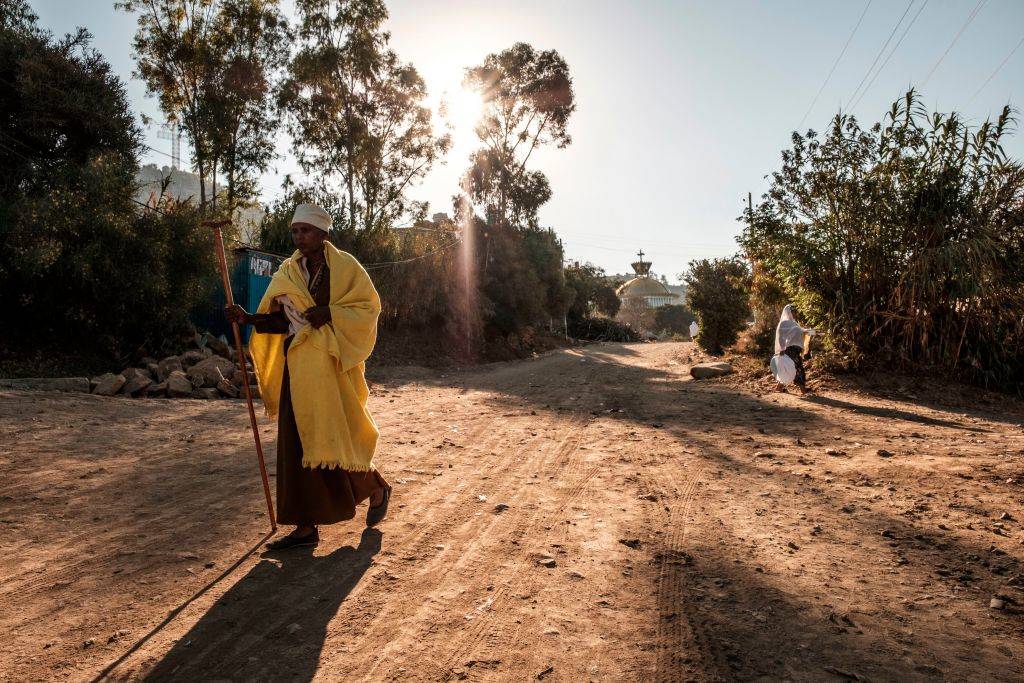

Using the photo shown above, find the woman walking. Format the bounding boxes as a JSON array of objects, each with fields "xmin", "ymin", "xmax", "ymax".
[
  {"xmin": 225, "ymin": 203, "xmax": 391, "ymax": 550},
  {"xmin": 775, "ymin": 304, "xmax": 814, "ymax": 393}
]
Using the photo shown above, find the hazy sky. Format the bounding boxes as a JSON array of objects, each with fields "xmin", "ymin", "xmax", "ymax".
[{"xmin": 31, "ymin": 0, "xmax": 1024, "ymax": 281}]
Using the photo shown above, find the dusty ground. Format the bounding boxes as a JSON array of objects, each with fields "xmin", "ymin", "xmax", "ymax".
[{"xmin": 1, "ymin": 341, "xmax": 1023, "ymax": 682}]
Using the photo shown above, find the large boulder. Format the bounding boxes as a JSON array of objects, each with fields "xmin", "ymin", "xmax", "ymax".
[
  {"xmin": 689, "ymin": 362, "xmax": 733, "ymax": 380},
  {"xmin": 156, "ymin": 356, "xmax": 183, "ymax": 382},
  {"xmin": 92, "ymin": 373, "xmax": 126, "ymax": 396},
  {"xmin": 0, "ymin": 377, "xmax": 90, "ymax": 392},
  {"xmin": 166, "ymin": 370, "xmax": 194, "ymax": 398},
  {"xmin": 186, "ymin": 356, "xmax": 237, "ymax": 388},
  {"xmin": 191, "ymin": 387, "xmax": 220, "ymax": 399},
  {"xmin": 148, "ymin": 381, "xmax": 168, "ymax": 397}
]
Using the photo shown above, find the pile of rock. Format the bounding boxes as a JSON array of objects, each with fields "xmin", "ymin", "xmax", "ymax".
[{"xmin": 91, "ymin": 331, "xmax": 258, "ymax": 400}]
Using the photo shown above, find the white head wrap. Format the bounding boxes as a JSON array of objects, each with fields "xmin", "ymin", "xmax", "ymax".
[
  {"xmin": 291, "ymin": 203, "xmax": 332, "ymax": 233},
  {"xmin": 775, "ymin": 304, "xmax": 813, "ymax": 354}
]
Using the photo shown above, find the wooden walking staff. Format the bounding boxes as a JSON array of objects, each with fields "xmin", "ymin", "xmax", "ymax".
[{"xmin": 204, "ymin": 219, "xmax": 277, "ymax": 533}]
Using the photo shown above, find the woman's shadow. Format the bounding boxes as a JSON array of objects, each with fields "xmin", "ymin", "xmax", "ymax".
[{"xmin": 144, "ymin": 528, "xmax": 382, "ymax": 682}]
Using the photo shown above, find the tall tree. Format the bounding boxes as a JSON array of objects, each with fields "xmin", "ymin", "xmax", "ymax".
[
  {"xmin": 281, "ymin": 0, "xmax": 449, "ymax": 234},
  {"xmin": 118, "ymin": 0, "xmax": 287, "ymax": 210},
  {"xmin": 117, "ymin": 0, "xmax": 220, "ymax": 206},
  {"xmin": 463, "ymin": 42, "xmax": 575, "ymax": 229},
  {"xmin": 206, "ymin": 0, "xmax": 289, "ymax": 210}
]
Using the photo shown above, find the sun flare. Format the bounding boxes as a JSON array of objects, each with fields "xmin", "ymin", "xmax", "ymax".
[{"xmin": 439, "ymin": 86, "xmax": 484, "ymax": 150}]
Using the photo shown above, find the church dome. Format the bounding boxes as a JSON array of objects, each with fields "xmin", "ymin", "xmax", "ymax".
[{"xmin": 617, "ymin": 276, "xmax": 672, "ymax": 298}]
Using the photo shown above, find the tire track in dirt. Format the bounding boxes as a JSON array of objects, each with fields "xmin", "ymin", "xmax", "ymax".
[{"xmin": 650, "ymin": 462, "xmax": 714, "ymax": 682}]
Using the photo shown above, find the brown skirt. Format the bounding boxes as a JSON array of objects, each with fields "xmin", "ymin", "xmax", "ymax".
[{"xmin": 277, "ymin": 339, "xmax": 387, "ymax": 526}]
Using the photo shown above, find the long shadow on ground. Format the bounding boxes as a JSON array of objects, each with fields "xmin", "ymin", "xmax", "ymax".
[{"xmin": 142, "ymin": 529, "xmax": 381, "ymax": 682}]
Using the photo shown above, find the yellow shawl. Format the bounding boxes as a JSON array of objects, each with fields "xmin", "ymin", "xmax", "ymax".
[{"xmin": 249, "ymin": 243, "xmax": 381, "ymax": 471}]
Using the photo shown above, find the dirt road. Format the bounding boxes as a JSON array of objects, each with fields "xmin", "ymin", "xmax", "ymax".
[{"xmin": 2, "ymin": 342, "xmax": 1023, "ymax": 681}]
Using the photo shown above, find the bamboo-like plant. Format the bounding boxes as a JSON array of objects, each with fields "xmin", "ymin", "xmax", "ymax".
[{"xmin": 742, "ymin": 91, "xmax": 1024, "ymax": 392}]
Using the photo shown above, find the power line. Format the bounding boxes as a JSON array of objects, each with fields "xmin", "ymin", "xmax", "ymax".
[
  {"xmin": 921, "ymin": 0, "xmax": 987, "ymax": 88},
  {"xmin": 364, "ymin": 237, "xmax": 464, "ymax": 270},
  {"xmin": 967, "ymin": 34, "xmax": 1024, "ymax": 105},
  {"xmin": 850, "ymin": 0, "xmax": 929, "ymax": 111},
  {"xmin": 846, "ymin": 0, "xmax": 916, "ymax": 110},
  {"xmin": 798, "ymin": 0, "xmax": 873, "ymax": 129}
]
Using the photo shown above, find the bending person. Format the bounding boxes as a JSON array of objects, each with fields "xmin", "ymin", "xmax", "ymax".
[
  {"xmin": 225, "ymin": 203, "xmax": 390, "ymax": 550},
  {"xmin": 775, "ymin": 304, "xmax": 814, "ymax": 394}
]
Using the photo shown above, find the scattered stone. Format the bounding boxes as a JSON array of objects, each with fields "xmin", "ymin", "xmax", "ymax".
[
  {"xmin": 203, "ymin": 331, "xmax": 232, "ymax": 358},
  {"xmin": 122, "ymin": 375, "xmax": 153, "ymax": 397},
  {"xmin": 990, "ymin": 597, "xmax": 1006, "ymax": 610},
  {"xmin": 537, "ymin": 556, "xmax": 557, "ymax": 568},
  {"xmin": 157, "ymin": 356, "xmax": 183, "ymax": 382},
  {"xmin": 823, "ymin": 666, "xmax": 864, "ymax": 681},
  {"xmin": 689, "ymin": 362, "xmax": 733, "ymax": 379},
  {"xmin": 180, "ymin": 349, "xmax": 207, "ymax": 369},
  {"xmin": 536, "ymin": 665, "xmax": 554, "ymax": 680},
  {"xmin": 787, "ymin": 541, "xmax": 799, "ymax": 550},
  {"xmin": 82, "ymin": 639, "xmax": 94, "ymax": 649},
  {"xmin": 217, "ymin": 378, "xmax": 240, "ymax": 398},
  {"xmin": 0, "ymin": 377, "xmax": 90, "ymax": 392},
  {"xmin": 825, "ymin": 448, "xmax": 846, "ymax": 456},
  {"xmin": 567, "ymin": 570, "xmax": 585, "ymax": 581},
  {"xmin": 476, "ymin": 494, "xmax": 488, "ymax": 502},
  {"xmin": 92, "ymin": 373, "xmax": 126, "ymax": 396},
  {"xmin": 167, "ymin": 371, "xmax": 194, "ymax": 398},
  {"xmin": 877, "ymin": 449, "xmax": 894, "ymax": 458},
  {"xmin": 493, "ymin": 503, "xmax": 510, "ymax": 513},
  {"xmin": 999, "ymin": 512, "xmax": 1013, "ymax": 521},
  {"xmin": 286, "ymin": 623, "xmax": 302, "ymax": 635},
  {"xmin": 619, "ymin": 538, "xmax": 642, "ymax": 549},
  {"xmin": 754, "ymin": 451, "xmax": 773, "ymax": 458},
  {"xmin": 122, "ymin": 367, "xmax": 152, "ymax": 382},
  {"xmin": 186, "ymin": 356, "xmax": 237, "ymax": 388}
]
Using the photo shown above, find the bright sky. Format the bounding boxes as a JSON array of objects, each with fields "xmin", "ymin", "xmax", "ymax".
[{"xmin": 31, "ymin": 0, "xmax": 1024, "ymax": 281}]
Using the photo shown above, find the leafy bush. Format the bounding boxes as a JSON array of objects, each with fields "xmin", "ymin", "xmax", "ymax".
[
  {"xmin": 684, "ymin": 257, "xmax": 751, "ymax": 355},
  {"xmin": 0, "ymin": 5, "xmax": 218, "ymax": 369},
  {"xmin": 568, "ymin": 316, "xmax": 640, "ymax": 342},
  {"xmin": 741, "ymin": 91, "xmax": 1024, "ymax": 392}
]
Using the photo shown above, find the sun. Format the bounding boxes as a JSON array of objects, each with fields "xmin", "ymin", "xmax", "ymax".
[{"xmin": 439, "ymin": 86, "xmax": 484, "ymax": 151}]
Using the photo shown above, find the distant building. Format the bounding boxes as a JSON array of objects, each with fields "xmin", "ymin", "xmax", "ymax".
[
  {"xmin": 134, "ymin": 164, "xmax": 265, "ymax": 245},
  {"xmin": 616, "ymin": 250, "xmax": 681, "ymax": 309}
]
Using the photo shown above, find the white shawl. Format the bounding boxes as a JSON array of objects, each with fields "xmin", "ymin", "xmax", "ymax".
[{"xmin": 775, "ymin": 304, "xmax": 812, "ymax": 354}]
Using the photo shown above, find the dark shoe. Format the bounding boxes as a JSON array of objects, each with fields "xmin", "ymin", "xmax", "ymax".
[
  {"xmin": 266, "ymin": 528, "xmax": 319, "ymax": 550},
  {"xmin": 366, "ymin": 486, "xmax": 391, "ymax": 527}
]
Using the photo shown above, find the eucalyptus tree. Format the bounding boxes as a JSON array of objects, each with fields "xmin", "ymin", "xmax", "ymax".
[
  {"xmin": 118, "ymin": 0, "xmax": 288, "ymax": 210},
  {"xmin": 462, "ymin": 42, "xmax": 575, "ymax": 229},
  {"xmin": 280, "ymin": 0, "xmax": 450, "ymax": 234}
]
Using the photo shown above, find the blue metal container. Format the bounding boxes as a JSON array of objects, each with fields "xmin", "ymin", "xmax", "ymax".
[{"xmin": 198, "ymin": 247, "xmax": 286, "ymax": 343}]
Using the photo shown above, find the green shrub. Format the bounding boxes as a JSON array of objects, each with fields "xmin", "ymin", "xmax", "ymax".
[
  {"xmin": 684, "ymin": 257, "xmax": 751, "ymax": 355},
  {"xmin": 741, "ymin": 91, "xmax": 1024, "ymax": 392}
]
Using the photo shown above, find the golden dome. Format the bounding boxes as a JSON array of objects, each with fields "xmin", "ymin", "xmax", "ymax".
[{"xmin": 617, "ymin": 276, "xmax": 673, "ymax": 298}]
